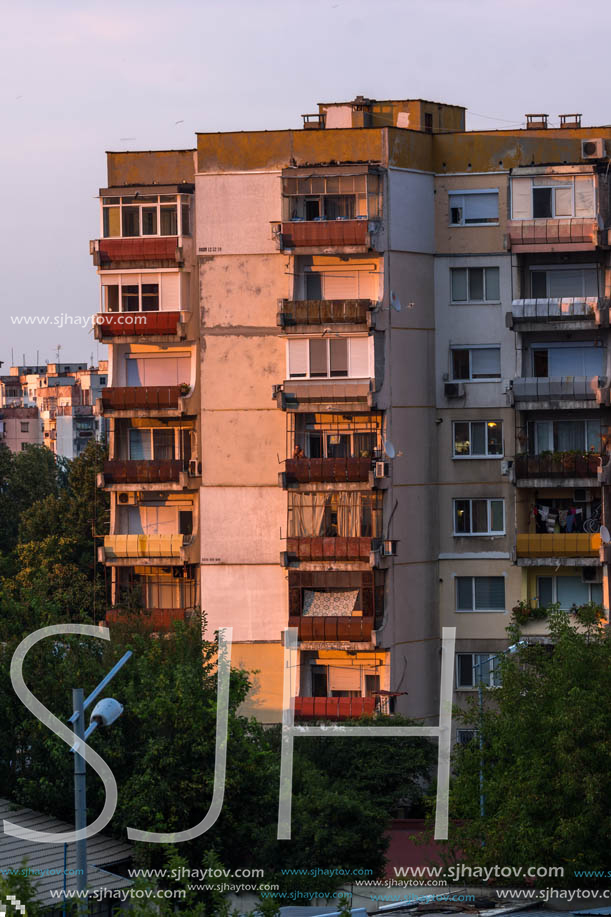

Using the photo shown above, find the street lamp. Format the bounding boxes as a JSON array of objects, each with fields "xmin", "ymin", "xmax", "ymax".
[
  {"xmin": 472, "ymin": 641, "xmax": 527, "ymax": 820},
  {"xmin": 68, "ymin": 651, "xmax": 132, "ymax": 912}
]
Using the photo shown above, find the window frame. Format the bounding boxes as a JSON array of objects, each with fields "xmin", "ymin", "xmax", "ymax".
[
  {"xmin": 456, "ymin": 652, "xmax": 501, "ymax": 690},
  {"xmin": 455, "ymin": 575, "xmax": 507, "ymax": 612},
  {"xmin": 101, "ymin": 278, "xmax": 161, "ymax": 314},
  {"xmin": 452, "ymin": 420, "xmax": 504, "ymax": 458},
  {"xmin": 453, "ymin": 498, "xmax": 506, "ymax": 536},
  {"xmin": 536, "ymin": 574, "xmax": 602, "ymax": 610},
  {"xmin": 287, "ymin": 336, "xmax": 371, "ymax": 380},
  {"xmin": 448, "ymin": 189, "xmax": 500, "ymax": 227},
  {"xmin": 101, "ymin": 193, "xmax": 192, "ymax": 239},
  {"xmin": 450, "ymin": 346, "xmax": 501, "ymax": 382},
  {"xmin": 450, "ymin": 266, "xmax": 501, "ymax": 304},
  {"xmin": 532, "ymin": 183, "xmax": 574, "ymax": 219},
  {"xmin": 528, "ymin": 264, "xmax": 599, "ymax": 298}
]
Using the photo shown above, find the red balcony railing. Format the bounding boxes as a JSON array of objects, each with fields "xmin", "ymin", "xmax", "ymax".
[
  {"xmin": 278, "ymin": 299, "xmax": 374, "ymax": 326},
  {"xmin": 105, "ymin": 609, "xmax": 189, "ymax": 631},
  {"xmin": 285, "ymin": 457, "xmax": 371, "ymax": 484},
  {"xmin": 94, "ymin": 237, "xmax": 179, "ymax": 264},
  {"xmin": 515, "ymin": 453, "xmax": 600, "ymax": 479},
  {"xmin": 289, "ymin": 615, "xmax": 374, "ymax": 642},
  {"xmin": 95, "ymin": 312, "xmax": 181, "ymax": 337},
  {"xmin": 281, "ymin": 220, "xmax": 369, "ymax": 249},
  {"xmin": 294, "ymin": 696, "xmax": 376, "ymax": 720},
  {"xmin": 101, "ymin": 386, "xmax": 181, "ymax": 412},
  {"xmin": 287, "ymin": 536, "xmax": 372, "ymax": 563},
  {"xmin": 508, "ymin": 219, "xmax": 598, "ymax": 251},
  {"xmin": 102, "ymin": 460, "xmax": 183, "ymax": 484}
]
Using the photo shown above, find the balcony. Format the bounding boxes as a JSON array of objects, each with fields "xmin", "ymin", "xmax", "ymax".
[
  {"xmin": 285, "ymin": 536, "xmax": 373, "ymax": 564},
  {"xmin": 294, "ymin": 696, "xmax": 376, "ymax": 720},
  {"xmin": 512, "ymin": 376, "xmax": 601, "ymax": 409},
  {"xmin": 99, "ymin": 386, "xmax": 188, "ymax": 417},
  {"xmin": 276, "ymin": 379, "xmax": 375, "ymax": 412},
  {"xmin": 90, "ymin": 236, "xmax": 185, "ymax": 269},
  {"xmin": 99, "ymin": 460, "xmax": 197, "ymax": 490},
  {"xmin": 284, "ymin": 457, "xmax": 372, "ymax": 485},
  {"xmin": 288, "ymin": 615, "xmax": 374, "ymax": 643},
  {"xmin": 516, "ymin": 532, "xmax": 601, "ymax": 566},
  {"xmin": 515, "ymin": 453, "xmax": 601, "ymax": 487},
  {"xmin": 99, "ymin": 534, "xmax": 197, "ymax": 564},
  {"xmin": 508, "ymin": 298, "xmax": 608, "ymax": 331},
  {"xmin": 508, "ymin": 219, "xmax": 599, "ymax": 253},
  {"xmin": 281, "ymin": 220, "xmax": 374, "ymax": 253},
  {"xmin": 94, "ymin": 311, "xmax": 187, "ymax": 342},
  {"xmin": 277, "ymin": 299, "xmax": 375, "ymax": 329},
  {"xmin": 105, "ymin": 608, "xmax": 192, "ymax": 631}
]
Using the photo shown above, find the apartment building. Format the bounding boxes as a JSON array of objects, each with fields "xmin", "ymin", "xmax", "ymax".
[{"xmin": 93, "ymin": 101, "xmax": 611, "ymax": 729}]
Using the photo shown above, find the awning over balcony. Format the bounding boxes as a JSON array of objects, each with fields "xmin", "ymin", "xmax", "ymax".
[{"xmin": 516, "ymin": 533, "xmax": 601, "ymax": 558}]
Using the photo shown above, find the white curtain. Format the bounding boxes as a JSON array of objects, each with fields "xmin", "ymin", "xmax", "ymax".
[
  {"xmin": 290, "ymin": 493, "xmax": 326, "ymax": 536},
  {"xmin": 337, "ymin": 492, "xmax": 362, "ymax": 537}
]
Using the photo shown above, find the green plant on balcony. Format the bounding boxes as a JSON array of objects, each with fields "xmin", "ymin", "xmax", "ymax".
[
  {"xmin": 179, "ymin": 381, "xmax": 190, "ymax": 396},
  {"xmin": 511, "ymin": 599, "xmax": 552, "ymax": 626}
]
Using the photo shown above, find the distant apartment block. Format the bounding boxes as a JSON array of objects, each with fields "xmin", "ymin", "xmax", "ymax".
[{"xmin": 92, "ymin": 99, "xmax": 611, "ymax": 730}]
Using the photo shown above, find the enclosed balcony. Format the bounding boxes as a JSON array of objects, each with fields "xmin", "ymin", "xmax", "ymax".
[
  {"xmin": 293, "ymin": 696, "xmax": 376, "ymax": 720},
  {"xmin": 99, "ymin": 534, "xmax": 197, "ymax": 565},
  {"xmin": 284, "ymin": 490, "xmax": 382, "ymax": 565},
  {"xmin": 94, "ymin": 311, "xmax": 187, "ymax": 342},
  {"xmin": 277, "ymin": 299, "xmax": 376, "ymax": 329},
  {"xmin": 516, "ymin": 533, "xmax": 601, "ymax": 566}
]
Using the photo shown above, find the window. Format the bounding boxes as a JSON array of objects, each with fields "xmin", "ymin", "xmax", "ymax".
[
  {"xmin": 451, "ymin": 267, "xmax": 500, "ymax": 302},
  {"xmin": 102, "ymin": 193, "xmax": 191, "ymax": 238},
  {"xmin": 456, "ymin": 653, "xmax": 501, "ymax": 689},
  {"xmin": 20, "ymin": 422, "xmax": 29, "ymax": 433},
  {"xmin": 288, "ymin": 491, "xmax": 383, "ymax": 538},
  {"xmin": 530, "ymin": 342, "xmax": 603, "ymax": 377},
  {"xmin": 20, "ymin": 442, "xmax": 29, "ymax": 451},
  {"xmin": 512, "ymin": 174, "xmax": 595, "ymax": 220},
  {"xmin": 531, "ymin": 419, "xmax": 601, "ymax": 454},
  {"xmin": 529, "ymin": 267, "xmax": 598, "ymax": 298},
  {"xmin": 128, "ymin": 426, "xmax": 191, "ymax": 462},
  {"xmin": 282, "ymin": 173, "xmax": 380, "ymax": 221},
  {"xmin": 456, "ymin": 728, "xmax": 476, "ymax": 745},
  {"xmin": 456, "ymin": 576, "xmax": 506, "ymax": 611},
  {"xmin": 104, "ymin": 281, "xmax": 160, "ymax": 314},
  {"xmin": 287, "ymin": 337, "xmax": 370, "ymax": 379},
  {"xmin": 454, "ymin": 499, "xmax": 505, "ymax": 535},
  {"xmin": 424, "ymin": 112, "xmax": 433, "ymax": 133},
  {"xmin": 449, "ymin": 191, "xmax": 499, "ymax": 226},
  {"xmin": 537, "ymin": 575, "xmax": 602, "ymax": 610},
  {"xmin": 453, "ymin": 420, "xmax": 503, "ymax": 457},
  {"xmin": 451, "ymin": 347, "xmax": 501, "ymax": 381}
]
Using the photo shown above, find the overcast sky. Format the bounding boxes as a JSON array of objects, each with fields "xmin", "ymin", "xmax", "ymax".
[{"xmin": 2, "ymin": 0, "xmax": 610, "ymax": 368}]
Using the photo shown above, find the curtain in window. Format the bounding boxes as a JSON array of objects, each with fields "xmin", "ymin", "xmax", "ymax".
[
  {"xmin": 556, "ymin": 421, "xmax": 584, "ymax": 452},
  {"xmin": 337, "ymin": 491, "xmax": 362, "ymax": 537},
  {"xmin": 289, "ymin": 493, "xmax": 326, "ymax": 536}
]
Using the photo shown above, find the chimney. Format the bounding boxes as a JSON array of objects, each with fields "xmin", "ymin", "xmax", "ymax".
[
  {"xmin": 525, "ymin": 113, "xmax": 548, "ymax": 130},
  {"xmin": 559, "ymin": 113, "xmax": 582, "ymax": 128}
]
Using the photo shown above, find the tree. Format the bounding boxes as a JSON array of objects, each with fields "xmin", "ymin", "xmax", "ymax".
[{"xmin": 448, "ymin": 611, "xmax": 610, "ymax": 884}]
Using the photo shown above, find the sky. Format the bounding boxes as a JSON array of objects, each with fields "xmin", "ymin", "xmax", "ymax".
[{"xmin": 2, "ymin": 0, "xmax": 610, "ymax": 369}]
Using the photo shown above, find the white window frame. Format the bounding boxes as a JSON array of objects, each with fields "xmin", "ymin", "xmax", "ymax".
[
  {"xmin": 101, "ymin": 193, "xmax": 191, "ymax": 239},
  {"xmin": 531, "ymin": 183, "xmax": 575, "ymax": 219},
  {"xmin": 450, "ymin": 345, "xmax": 501, "ymax": 382},
  {"xmin": 287, "ymin": 336, "xmax": 371, "ymax": 380},
  {"xmin": 535, "ymin": 575, "xmax": 602, "ymax": 610},
  {"xmin": 455, "ymin": 575, "xmax": 507, "ymax": 612},
  {"xmin": 450, "ymin": 266, "xmax": 501, "ymax": 303},
  {"xmin": 127, "ymin": 426, "xmax": 191, "ymax": 462},
  {"xmin": 452, "ymin": 420, "xmax": 504, "ymax": 458},
  {"xmin": 456, "ymin": 652, "xmax": 500, "ymax": 690},
  {"xmin": 448, "ymin": 189, "xmax": 499, "ymax": 227},
  {"xmin": 453, "ymin": 498, "xmax": 505, "ymax": 536},
  {"xmin": 511, "ymin": 174, "xmax": 596, "ymax": 221},
  {"xmin": 102, "ymin": 278, "xmax": 161, "ymax": 314},
  {"xmin": 528, "ymin": 264, "xmax": 599, "ymax": 298}
]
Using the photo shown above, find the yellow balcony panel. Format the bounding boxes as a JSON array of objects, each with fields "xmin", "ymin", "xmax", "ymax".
[
  {"xmin": 516, "ymin": 533, "xmax": 601, "ymax": 558},
  {"xmin": 103, "ymin": 534, "xmax": 185, "ymax": 559}
]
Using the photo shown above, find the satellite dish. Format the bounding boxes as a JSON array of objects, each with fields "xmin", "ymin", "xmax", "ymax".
[
  {"xmin": 600, "ymin": 525, "xmax": 611, "ymax": 544},
  {"xmin": 390, "ymin": 291, "xmax": 402, "ymax": 312},
  {"xmin": 383, "ymin": 440, "xmax": 396, "ymax": 459}
]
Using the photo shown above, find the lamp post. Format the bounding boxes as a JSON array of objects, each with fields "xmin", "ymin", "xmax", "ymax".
[
  {"xmin": 472, "ymin": 641, "xmax": 526, "ymax": 820},
  {"xmin": 69, "ymin": 650, "xmax": 132, "ymax": 912}
]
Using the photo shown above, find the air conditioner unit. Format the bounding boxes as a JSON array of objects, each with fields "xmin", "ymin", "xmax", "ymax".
[
  {"xmin": 574, "ymin": 488, "xmax": 589, "ymax": 503},
  {"xmin": 381, "ymin": 539, "xmax": 398, "ymax": 557},
  {"xmin": 188, "ymin": 459, "xmax": 200, "ymax": 476},
  {"xmin": 581, "ymin": 138, "xmax": 606, "ymax": 159},
  {"xmin": 582, "ymin": 567, "xmax": 603, "ymax": 584},
  {"xmin": 117, "ymin": 492, "xmax": 137, "ymax": 505},
  {"xmin": 444, "ymin": 382, "xmax": 465, "ymax": 399},
  {"xmin": 374, "ymin": 461, "xmax": 388, "ymax": 478},
  {"xmin": 500, "ymin": 460, "xmax": 513, "ymax": 476}
]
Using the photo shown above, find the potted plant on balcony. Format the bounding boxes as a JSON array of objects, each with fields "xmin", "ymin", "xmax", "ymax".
[
  {"xmin": 511, "ymin": 599, "xmax": 553, "ymax": 626},
  {"xmin": 179, "ymin": 382, "xmax": 190, "ymax": 396},
  {"xmin": 550, "ymin": 452, "xmax": 564, "ymax": 476},
  {"xmin": 586, "ymin": 451, "xmax": 601, "ymax": 475},
  {"xmin": 536, "ymin": 451, "xmax": 553, "ymax": 476}
]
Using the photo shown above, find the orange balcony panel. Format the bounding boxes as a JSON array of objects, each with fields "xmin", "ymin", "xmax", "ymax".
[
  {"xmin": 516, "ymin": 533, "xmax": 601, "ymax": 558},
  {"xmin": 282, "ymin": 220, "xmax": 369, "ymax": 249},
  {"xmin": 105, "ymin": 609, "xmax": 188, "ymax": 631},
  {"xmin": 103, "ymin": 460, "xmax": 182, "ymax": 485},
  {"xmin": 101, "ymin": 386, "xmax": 180, "ymax": 411},
  {"xmin": 286, "ymin": 536, "xmax": 372, "ymax": 563},
  {"xmin": 508, "ymin": 219, "xmax": 598, "ymax": 252},
  {"xmin": 97, "ymin": 237, "xmax": 178, "ymax": 263},
  {"xmin": 96, "ymin": 312, "xmax": 180, "ymax": 337},
  {"xmin": 294, "ymin": 696, "xmax": 376, "ymax": 720},
  {"xmin": 289, "ymin": 615, "xmax": 374, "ymax": 642},
  {"xmin": 285, "ymin": 457, "xmax": 371, "ymax": 484}
]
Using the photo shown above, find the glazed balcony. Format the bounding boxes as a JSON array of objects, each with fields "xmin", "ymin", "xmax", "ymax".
[
  {"xmin": 508, "ymin": 298, "xmax": 608, "ymax": 331},
  {"xmin": 508, "ymin": 219, "xmax": 599, "ymax": 253},
  {"xmin": 94, "ymin": 311, "xmax": 188, "ymax": 343},
  {"xmin": 99, "ymin": 386, "xmax": 190, "ymax": 417},
  {"xmin": 99, "ymin": 534, "xmax": 197, "ymax": 565},
  {"xmin": 98, "ymin": 459, "xmax": 199, "ymax": 490},
  {"xmin": 512, "ymin": 376, "xmax": 602, "ymax": 409},
  {"xmin": 516, "ymin": 533, "xmax": 601, "ymax": 566},
  {"xmin": 288, "ymin": 615, "xmax": 374, "ymax": 643},
  {"xmin": 105, "ymin": 608, "xmax": 192, "ymax": 631},
  {"xmin": 283, "ymin": 457, "xmax": 373, "ymax": 485},
  {"xmin": 277, "ymin": 299, "xmax": 376, "ymax": 329},
  {"xmin": 281, "ymin": 219, "xmax": 375, "ymax": 253},
  {"xmin": 285, "ymin": 536, "xmax": 374, "ymax": 564},
  {"xmin": 90, "ymin": 236, "xmax": 190, "ymax": 269},
  {"xmin": 514, "ymin": 453, "xmax": 601, "ymax": 486},
  {"xmin": 294, "ymin": 696, "xmax": 376, "ymax": 720}
]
